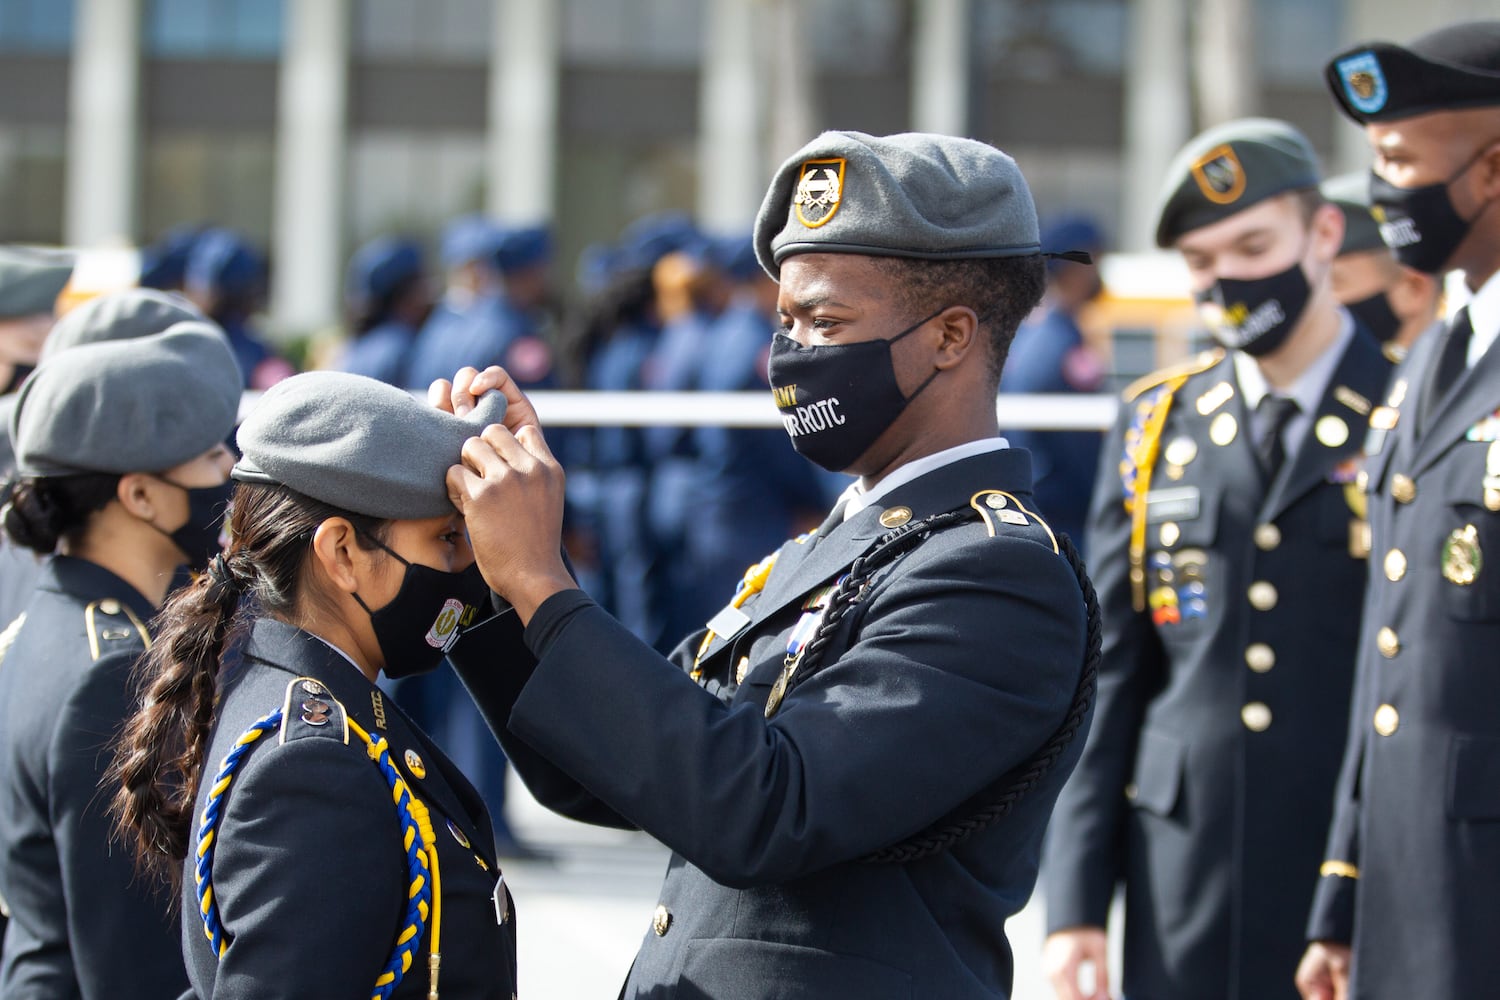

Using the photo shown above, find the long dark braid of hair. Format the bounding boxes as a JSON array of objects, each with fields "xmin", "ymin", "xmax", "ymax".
[
  {"xmin": 108, "ymin": 483, "xmax": 387, "ymax": 884},
  {"xmin": 778, "ymin": 508, "xmax": 1102, "ymax": 864}
]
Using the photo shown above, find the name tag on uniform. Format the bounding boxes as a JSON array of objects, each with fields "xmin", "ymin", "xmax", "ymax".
[
  {"xmin": 493, "ymin": 874, "xmax": 509, "ymax": 925},
  {"xmin": 705, "ymin": 605, "xmax": 751, "ymax": 643},
  {"xmin": 1145, "ymin": 486, "xmax": 1201, "ymax": 524}
]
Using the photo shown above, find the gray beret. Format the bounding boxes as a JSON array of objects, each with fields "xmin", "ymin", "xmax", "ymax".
[
  {"xmin": 1321, "ymin": 171, "xmax": 1387, "ymax": 256},
  {"xmin": 754, "ymin": 131, "xmax": 1041, "ymax": 278},
  {"xmin": 0, "ymin": 246, "xmax": 74, "ymax": 319},
  {"xmin": 41, "ymin": 288, "xmax": 207, "ymax": 361},
  {"xmin": 12, "ymin": 321, "xmax": 243, "ymax": 477},
  {"xmin": 232, "ymin": 371, "xmax": 508, "ymax": 520},
  {"xmin": 1155, "ymin": 118, "xmax": 1320, "ymax": 247}
]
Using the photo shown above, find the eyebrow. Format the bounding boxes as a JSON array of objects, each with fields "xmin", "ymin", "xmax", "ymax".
[{"xmin": 780, "ymin": 294, "xmax": 856, "ymax": 313}]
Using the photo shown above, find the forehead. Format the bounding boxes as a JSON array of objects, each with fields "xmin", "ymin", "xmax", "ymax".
[
  {"xmin": 1174, "ymin": 194, "xmax": 1302, "ymax": 254},
  {"xmin": 775, "ymin": 253, "xmax": 897, "ymax": 309}
]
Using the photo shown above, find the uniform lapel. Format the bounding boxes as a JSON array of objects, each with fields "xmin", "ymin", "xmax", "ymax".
[{"xmin": 1412, "ymin": 332, "xmax": 1500, "ymax": 477}]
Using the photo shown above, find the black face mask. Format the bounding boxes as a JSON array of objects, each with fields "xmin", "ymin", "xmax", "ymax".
[
  {"xmin": 353, "ymin": 536, "xmax": 491, "ymax": 679},
  {"xmin": 154, "ymin": 478, "xmax": 234, "ymax": 570},
  {"xmin": 1345, "ymin": 290, "xmax": 1402, "ymax": 344},
  {"xmin": 1369, "ymin": 149, "xmax": 1495, "ymax": 275},
  {"xmin": 766, "ymin": 309, "xmax": 943, "ymax": 473},
  {"xmin": 1193, "ymin": 259, "xmax": 1312, "ymax": 358}
]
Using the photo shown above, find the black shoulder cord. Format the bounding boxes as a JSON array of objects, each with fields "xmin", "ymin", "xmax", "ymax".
[{"xmin": 777, "ymin": 506, "xmax": 1103, "ymax": 865}]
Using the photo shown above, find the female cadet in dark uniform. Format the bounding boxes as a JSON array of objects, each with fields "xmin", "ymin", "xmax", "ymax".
[
  {"xmin": 110, "ymin": 371, "xmax": 517, "ymax": 1000},
  {"xmin": 0, "ymin": 322, "xmax": 242, "ymax": 999}
]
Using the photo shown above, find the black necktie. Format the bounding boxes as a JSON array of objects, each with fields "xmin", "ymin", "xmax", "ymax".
[
  {"xmin": 1256, "ymin": 394, "xmax": 1300, "ymax": 479},
  {"xmin": 1421, "ymin": 307, "xmax": 1474, "ymax": 430}
]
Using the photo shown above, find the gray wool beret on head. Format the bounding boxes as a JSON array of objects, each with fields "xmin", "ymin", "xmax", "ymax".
[
  {"xmin": 753, "ymin": 130, "xmax": 1042, "ymax": 278},
  {"xmin": 12, "ymin": 321, "xmax": 243, "ymax": 477},
  {"xmin": 41, "ymin": 288, "xmax": 207, "ymax": 361},
  {"xmin": 232, "ymin": 371, "xmax": 509, "ymax": 520}
]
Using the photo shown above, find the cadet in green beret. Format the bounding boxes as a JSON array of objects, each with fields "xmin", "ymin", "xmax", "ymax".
[
  {"xmin": 1322, "ymin": 171, "xmax": 1443, "ymax": 362},
  {"xmin": 111, "ymin": 371, "xmax": 518, "ymax": 1000},
  {"xmin": 440, "ymin": 131, "xmax": 1096, "ymax": 999},
  {"xmin": 1299, "ymin": 21, "xmax": 1500, "ymax": 1000},
  {"xmin": 1044, "ymin": 118, "xmax": 1391, "ymax": 1000},
  {"xmin": 0, "ymin": 322, "xmax": 240, "ymax": 997}
]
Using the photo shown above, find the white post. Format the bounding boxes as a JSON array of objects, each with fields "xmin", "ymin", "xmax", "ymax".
[
  {"xmin": 270, "ymin": 0, "xmax": 350, "ymax": 332},
  {"xmin": 488, "ymin": 0, "xmax": 559, "ymax": 225},
  {"xmin": 64, "ymin": 0, "xmax": 142, "ymax": 247},
  {"xmin": 910, "ymin": 0, "xmax": 970, "ymax": 136},
  {"xmin": 697, "ymin": 0, "xmax": 763, "ymax": 232},
  {"xmin": 1121, "ymin": 0, "xmax": 1190, "ymax": 251}
]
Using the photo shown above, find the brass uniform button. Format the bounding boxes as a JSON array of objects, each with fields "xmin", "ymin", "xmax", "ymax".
[
  {"xmin": 98, "ymin": 598, "xmax": 121, "ymax": 615},
  {"xmin": 1159, "ymin": 522, "xmax": 1180, "ymax": 546},
  {"xmin": 1210, "ymin": 412, "xmax": 1238, "ymax": 446},
  {"xmin": 879, "ymin": 506, "xmax": 912, "ymax": 528},
  {"xmin": 1123, "ymin": 783, "xmax": 1139, "ymax": 801},
  {"xmin": 1248, "ymin": 581, "xmax": 1278, "ymax": 611},
  {"xmin": 1254, "ymin": 524, "xmax": 1281, "ymax": 551},
  {"xmin": 652, "ymin": 904, "xmax": 672, "ymax": 936},
  {"xmin": 1241, "ymin": 702, "xmax": 1272, "ymax": 732},
  {"xmin": 1376, "ymin": 627, "xmax": 1400, "ymax": 658},
  {"xmin": 404, "ymin": 748, "xmax": 426, "ymax": 779},
  {"xmin": 1356, "ymin": 469, "xmax": 1370, "ymax": 492},
  {"xmin": 1373, "ymin": 704, "xmax": 1400, "ymax": 737},
  {"xmin": 1245, "ymin": 643, "xmax": 1276, "ymax": 673},
  {"xmin": 985, "ymin": 493, "xmax": 1008, "ymax": 509},
  {"xmin": 1384, "ymin": 549, "xmax": 1407, "ymax": 582},
  {"xmin": 1391, "ymin": 474, "xmax": 1417, "ymax": 504}
]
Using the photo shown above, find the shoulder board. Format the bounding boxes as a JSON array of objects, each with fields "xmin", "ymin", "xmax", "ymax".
[
  {"xmin": 1122, "ymin": 349, "xmax": 1225, "ymax": 403},
  {"xmin": 0, "ymin": 612, "xmax": 25, "ymax": 671},
  {"xmin": 969, "ymin": 490, "xmax": 1059, "ymax": 554},
  {"xmin": 278, "ymin": 676, "xmax": 350, "ymax": 747},
  {"xmin": 84, "ymin": 599, "xmax": 151, "ymax": 661}
]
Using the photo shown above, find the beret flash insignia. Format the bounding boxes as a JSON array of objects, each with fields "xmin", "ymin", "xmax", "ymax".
[
  {"xmin": 793, "ymin": 157, "xmax": 846, "ymax": 228},
  {"xmin": 1190, "ymin": 144, "xmax": 1248, "ymax": 205}
]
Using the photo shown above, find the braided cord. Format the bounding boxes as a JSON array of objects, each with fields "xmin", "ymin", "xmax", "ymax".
[{"xmin": 193, "ymin": 710, "xmax": 442, "ymax": 1000}]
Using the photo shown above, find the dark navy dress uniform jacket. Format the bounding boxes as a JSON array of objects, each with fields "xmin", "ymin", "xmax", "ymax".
[
  {"xmin": 181, "ymin": 619, "xmax": 517, "ymax": 1000},
  {"xmin": 0, "ymin": 556, "xmax": 186, "ymax": 999},
  {"xmin": 1045, "ymin": 331, "xmax": 1390, "ymax": 1000},
  {"xmin": 452, "ymin": 447, "xmax": 1090, "ymax": 999}
]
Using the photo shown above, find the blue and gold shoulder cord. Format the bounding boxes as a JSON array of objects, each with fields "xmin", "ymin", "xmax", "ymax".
[{"xmin": 194, "ymin": 681, "xmax": 445, "ymax": 999}]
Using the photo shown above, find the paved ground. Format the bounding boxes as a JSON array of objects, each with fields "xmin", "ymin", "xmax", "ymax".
[{"xmin": 502, "ymin": 775, "xmax": 1122, "ymax": 1000}]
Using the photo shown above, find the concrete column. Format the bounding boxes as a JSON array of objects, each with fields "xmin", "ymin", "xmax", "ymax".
[
  {"xmin": 271, "ymin": 0, "xmax": 349, "ymax": 332},
  {"xmin": 910, "ymin": 0, "xmax": 970, "ymax": 136},
  {"xmin": 1120, "ymin": 0, "xmax": 1190, "ymax": 251},
  {"xmin": 64, "ymin": 0, "xmax": 142, "ymax": 247},
  {"xmin": 488, "ymin": 0, "xmax": 559, "ymax": 225},
  {"xmin": 767, "ymin": 0, "xmax": 816, "ymax": 168},
  {"xmin": 696, "ymin": 0, "xmax": 763, "ymax": 232}
]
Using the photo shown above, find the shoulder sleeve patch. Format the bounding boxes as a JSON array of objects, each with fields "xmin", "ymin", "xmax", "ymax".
[
  {"xmin": 278, "ymin": 676, "xmax": 350, "ymax": 746},
  {"xmin": 84, "ymin": 599, "xmax": 151, "ymax": 661},
  {"xmin": 969, "ymin": 490, "xmax": 1059, "ymax": 553},
  {"xmin": 1122, "ymin": 348, "xmax": 1225, "ymax": 403}
]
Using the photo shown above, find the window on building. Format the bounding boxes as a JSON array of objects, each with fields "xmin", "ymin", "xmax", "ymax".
[
  {"xmin": 562, "ymin": 0, "xmax": 704, "ymax": 67},
  {"xmin": 146, "ymin": 0, "xmax": 283, "ymax": 58},
  {"xmin": 142, "ymin": 131, "xmax": 277, "ymax": 247},
  {"xmin": 346, "ymin": 131, "xmax": 487, "ymax": 251},
  {"xmin": 0, "ymin": 126, "xmax": 66, "ymax": 243},
  {"xmin": 354, "ymin": 0, "xmax": 492, "ymax": 60},
  {"xmin": 0, "ymin": 0, "xmax": 73, "ymax": 52}
]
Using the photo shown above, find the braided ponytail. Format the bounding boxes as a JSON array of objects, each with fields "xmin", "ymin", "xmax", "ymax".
[{"xmin": 109, "ymin": 483, "xmax": 389, "ymax": 884}]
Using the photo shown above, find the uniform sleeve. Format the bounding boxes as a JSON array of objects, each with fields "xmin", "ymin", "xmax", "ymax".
[
  {"xmin": 204, "ymin": 738, "xmax": 408, "ymax": 999},
  {"xmin": 48, "ymin": 650, "xmax": 188, "ymax": 999},
  {"xmin": 505, "ymin": 535, "xmax": 1085, "ymax": 889},
  {"xmin": 1043, "ymin": 400, "xmax": 1168, "ymax": 932},
  {"xmin": 447, "ymin": 610, "xmax": 636, "ymax": 830}
]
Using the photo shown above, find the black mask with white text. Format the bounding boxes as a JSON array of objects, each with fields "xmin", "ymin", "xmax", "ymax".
[
  {"xmin": 353, "ymin": 537, "xmax": 491, "ymax": 679},
  {"xmin": 766, "ymin": 309, "xmax": 943, "ymax": 473},
  {"xmin": 1369, "ymin": 151, "xmax": 1494, "ymax": 274},
  {"xmin": 1193, "ymin": 260, "xmax": 1312, "ymax": 358}
]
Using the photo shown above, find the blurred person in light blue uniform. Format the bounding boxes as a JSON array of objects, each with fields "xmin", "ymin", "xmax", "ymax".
[
  {"xmin": 335, "ymin": 236, "xmax": 431, "ymax": 387},
  {"xmin": 407, "ymin": 216, "xmax": 522, "ymax": 390},
  {"xmin": 184, "ymin": 228, "xmax": 295, "ymax": 390}
]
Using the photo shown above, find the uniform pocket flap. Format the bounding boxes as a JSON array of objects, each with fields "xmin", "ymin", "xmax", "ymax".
[
  {"xmin": 1448, "ymin": 734, "xmax": 1500, "ymax": 821},
  {"xmin": 1147, "ymin": 486, "xmax": 1220, "ymax": 548},
  {"xmin": 1131, "ymin": 728, "xmax": 1185, "ymax": 817}
]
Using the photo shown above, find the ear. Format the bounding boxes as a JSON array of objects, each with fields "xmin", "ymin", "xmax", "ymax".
[
  {"xmin": 932, "ymin": 305, "xmax": 980, "ymax": 371},
  {"xmin": 1390, "ymin": 265, "xmax": 1443, "ymax": 320},
  {"xmin": 310, "ymin": 518, "xmax": 371, "ymax": 596},
  {"xmin": 1477, "ymin": 138, "xmax": 1500, "ymax": 201},
  {"xmin": 1309, "ymin": 202, "xmax": 1346, "ymax": 265},
  {"xmin": 115, "ymin": 473, "xmax": 161, "ymax": 521}
]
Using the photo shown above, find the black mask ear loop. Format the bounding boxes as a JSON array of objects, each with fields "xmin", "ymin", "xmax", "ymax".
[
  {"xmin": 889, "ymin": 307, "xmax": 951, "ymax": 404},
  {"xmin": 349, "ymin": 528, "xmax": 409, "ymax": 616}
]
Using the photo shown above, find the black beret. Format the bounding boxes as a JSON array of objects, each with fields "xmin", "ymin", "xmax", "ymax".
[
  {"xmin": 1155, "ymin": 118, "xmax": 1320, "ymax": 247},
  {"xmin": 233, "ymin": 372, "xmax": 508, "ymax": 520},
  {"xmin": 1326, "ymin": 21, "xmax": 1500, "ymax": 124}
]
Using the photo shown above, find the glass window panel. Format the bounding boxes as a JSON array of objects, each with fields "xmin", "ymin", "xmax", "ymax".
[
  {"xmin": 0, "ymin": 126, "xmax": 66, "ymax": 243},
  {"xmin": 147, "ymin": 0, "xmax": 282, "ymax": 57},
  {"xmin": 345, "ymin": 130, "xmax": 487, "ymax": 249},
  {"xmin": 354, "ymin": 0, "xmax": 490, "ymax": 59},
  {"xmin": 142, "ymin": 131, "xmax": 277, "ymax": 245},
  {"xmin": 978, "ymin": 0, "xmax": 1127, "ymax": 78},
  {"xmin": 1257, "ymin": 0, "xmax": 1340, "ymax": 84},
  {"xmin": 562, "ymin": 0, "xmax": 703, "ymax": 67}
]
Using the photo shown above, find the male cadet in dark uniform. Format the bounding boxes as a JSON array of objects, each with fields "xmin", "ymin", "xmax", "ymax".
[
  {"xmin": 1323, "ymin": 172, "xmax": 1443, "ymax": 363},
  {"xmin": 443, "ymin": 131, "xmax": 1095, "ymax": 998},
  {"xmin": 1297, "ymin": 22, "xmax": 1500, "ymax": 1000},
  {"xmin": 1043, "ymin": 119, "xmax": 1391, "ymax": 1000}
]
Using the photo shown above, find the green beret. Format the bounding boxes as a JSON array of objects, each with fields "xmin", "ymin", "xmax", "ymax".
[
  {"xmin": 0, "ymin": 247, "xmax": 73, "ymax": 319},
  {"xmin": 754, "ymin": 131, "xmax": 1041, "ymax": 278},
  {"xmin": 12, "ymin": 322, "xmax": 242, "ymax": 478},
  {"xmin": 1321, "ymin": 172, "xmax": 1387, "ymax": 256},
  {"xmin": 1155, "ymin": 118, "xmax": 1320, "ymax": 247},
  {"xmin": 1326, "ymin": 21, "xmax": 1500, "ymax": 125},
  {"xmin": 41, "ymin": 288, "xmax": 206, "ymax": 361},
  {"xmin": 232, "ymin": 371, "xmax": 508, "ymax": 520}
]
